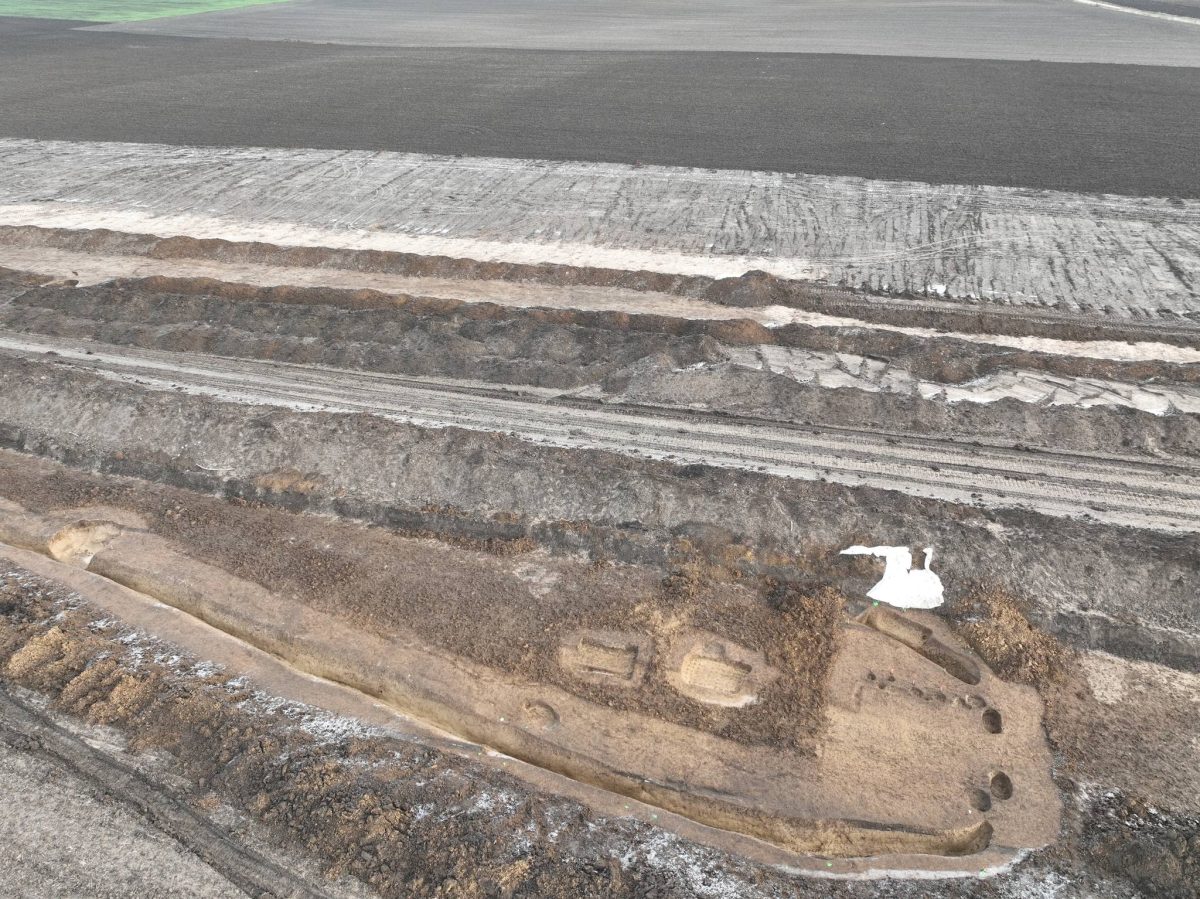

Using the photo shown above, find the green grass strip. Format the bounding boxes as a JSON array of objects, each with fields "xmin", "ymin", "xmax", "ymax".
[{"xmin": 0, "ymin": 0, "xmax": 290, "ymax": 23}]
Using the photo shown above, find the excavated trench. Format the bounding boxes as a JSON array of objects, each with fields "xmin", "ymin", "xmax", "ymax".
[
  {"xmin": 0, "ymin": 347, "xmax": 1196, "ymax": 672},
  {"xmin": 0, "ymin": 496, "xmax": 1060, "ymax": 870}
]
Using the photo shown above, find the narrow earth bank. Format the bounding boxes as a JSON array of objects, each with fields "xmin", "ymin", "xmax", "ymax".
[
  {"xmin": 4, "ymin": 225, "xmax": 1198, "ymax": 344},
  {"xmin": 4, "ymin": 275, "xmax": 1198, "ymax": 458},
  {"xmin": 0, "ymin": 353, "xmax": 1195, "ymax": 671}
]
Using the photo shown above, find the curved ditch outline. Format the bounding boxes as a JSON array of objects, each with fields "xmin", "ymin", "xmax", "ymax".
[{"xmin": 5, "ymin": 519, "xmax": 996, "ymax": 862}]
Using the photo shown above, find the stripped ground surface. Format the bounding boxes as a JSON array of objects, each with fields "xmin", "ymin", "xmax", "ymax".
[
  {"xmin": 0, "ymin": 0, "xmax": 286, "ymax": 20},
  {"xmin": 0, "ymin": 474, "xmax": 1195, "ymax": 898},
  {"xmin": 1097, "ymin": 0, "xmax": 1200, "ymax": 17},
  {"xmin": 2, "ymin": 139, "xmax": 1198, "ymax": 314},
  {"xmin": 0, "ymin": 492, "xmax": 1060, "ymax": 873},
  {"xmin": 0, "ymin": 731, "xmax": 249, "ymax": 899},
  {"xmin": 3, "ymin": 330, "xmax": 1197, "ymax": 534},
  {"xmin": 0, "ymin": 687, "xmax": 346, "ymax": 899}
]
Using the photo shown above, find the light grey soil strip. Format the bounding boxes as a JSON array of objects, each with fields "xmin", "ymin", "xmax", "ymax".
[
  {"xmin": 0, "ymin": 683, "xmax": 330, "ymax": 899},
  {"xmin": 1, "ymin": 139, "xmax": 1197, "ymax": 316},
  {"xmin": 4, "ymin": 331, "xmax": 1198, "ymax": 533},
  {"xmin": 82, "ymin": 0, "xmax": 1200, "ymax": 66},
  {"xmin": 0, "ymin": 738, "xmax": 248, "ymax": 899}
]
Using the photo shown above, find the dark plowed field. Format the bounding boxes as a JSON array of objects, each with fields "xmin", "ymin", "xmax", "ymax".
[{"xmin": 2, "ymin": 18, "xmax": 1200, "ymax": 196}]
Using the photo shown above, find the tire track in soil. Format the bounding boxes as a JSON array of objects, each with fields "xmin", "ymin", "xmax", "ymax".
[{"xmin": 0, "ymin": 685, "xmax": 332, "ymax": 899}]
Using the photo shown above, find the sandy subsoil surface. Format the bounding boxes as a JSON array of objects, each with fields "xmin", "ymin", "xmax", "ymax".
[
  {"xmin": 0, "ymin": 566, "xmax": 806, "ymax": 899},
  {"xmin": 3, "ymin": 140, "xmax": 1196, "ymax": 314},
  {"xmin": 0, "ymin": 492, "xmax": 1063, "ymax": 869}
]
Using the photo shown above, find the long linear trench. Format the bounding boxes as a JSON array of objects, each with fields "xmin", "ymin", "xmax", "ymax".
[
  {"xmin": 0, "ymin": 537, "xmax": 1010, "ymax": 870},
  {"xmin": 2, "ymin": 331, "xmax": 1198, "ymax": 533}
]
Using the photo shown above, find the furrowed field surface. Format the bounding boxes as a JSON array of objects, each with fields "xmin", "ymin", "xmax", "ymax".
[{"xmin": 0, "ymin": 0, "xmax": 285, "ymax": 21}]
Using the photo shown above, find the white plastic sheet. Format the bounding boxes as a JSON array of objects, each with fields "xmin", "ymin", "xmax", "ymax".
[{"xmin": 840, "ymin": 545, "xmax": 944, "ymax": 609}]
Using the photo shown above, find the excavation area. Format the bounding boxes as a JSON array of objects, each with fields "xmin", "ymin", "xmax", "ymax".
[
  {"xmin": 0, "ymin": 462, "xmax": 1059, "ymax": 869},
  {"xmin": 0, "ymin": 3, "xmax": 1198, "ymax": 891},
  {"xmin": 0, "ymin": 173, "xmax": 1197, "ymax": 894}
]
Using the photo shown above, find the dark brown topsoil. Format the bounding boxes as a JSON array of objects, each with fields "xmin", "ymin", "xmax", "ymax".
[
  {"xmin": 1082, "ymin": 793, "xmax": 1200, "ymax": 899},
  {"xmin": 947, "ymin": 585, "xmax": 1070, "ymax": 687}
]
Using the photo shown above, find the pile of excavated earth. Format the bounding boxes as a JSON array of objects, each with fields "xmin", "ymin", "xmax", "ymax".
[{"xmin": 0, "ymin": 140, "xmax": 1197, "ymax": 899}]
